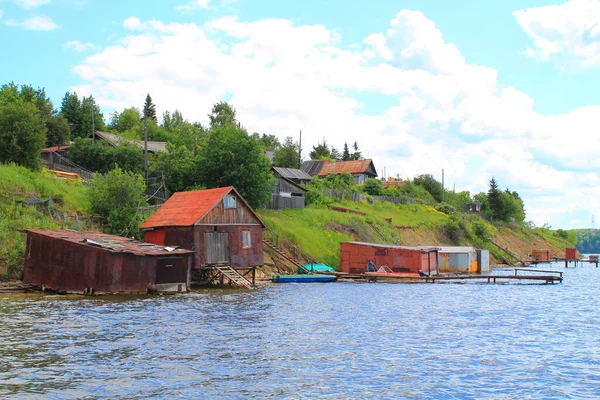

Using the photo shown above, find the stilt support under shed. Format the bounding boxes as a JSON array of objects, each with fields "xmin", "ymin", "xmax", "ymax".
[{"xmin": 200, "ymin": 265, "xmax": 257, "ymax": 289}]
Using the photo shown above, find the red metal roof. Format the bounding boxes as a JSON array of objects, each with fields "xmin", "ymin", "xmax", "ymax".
[
  {"xmin": 141, "ymin": 186, "xmax": 256, "ymax": 230},
  {"xmin": 23, "ymin": 229, "xmax": 194, "ymax": 256},
  {"xmin": 41, "ymin": 145, "xmax": 70, "ymax": 153},
  {"xmin": 317, "ymin": 160, "xmax": 376, "ymax": 176}
]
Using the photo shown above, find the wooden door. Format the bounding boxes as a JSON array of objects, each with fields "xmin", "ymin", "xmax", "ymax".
[{"xmin": 205, "ymin": 232, "xmax": 230, "ymax": 264}]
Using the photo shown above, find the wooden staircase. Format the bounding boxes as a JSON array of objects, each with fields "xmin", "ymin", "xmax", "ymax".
[
  {"xmin": 262, "ymin": 239, "xmax": 310, "ymax": 273},
  {"xmin": 214, "ymin": 266, "xmax": 255, "ymax": 289}
]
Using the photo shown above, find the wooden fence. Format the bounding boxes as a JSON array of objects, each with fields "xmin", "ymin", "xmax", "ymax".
[{"xmin": 264, "ymin": 193, "xmax": 305, "ymax": 210}]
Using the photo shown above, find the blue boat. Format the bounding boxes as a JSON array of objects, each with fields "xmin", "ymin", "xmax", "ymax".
[
  {"xmin": 272, "ymin": 274, "xmax": 337, "ymax": 283},
  {"xmin": 298, "ymin": 263, "xmax": 336, "ymax": 274}
]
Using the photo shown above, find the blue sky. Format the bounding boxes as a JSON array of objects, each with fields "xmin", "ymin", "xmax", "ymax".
[{"xmin": 1, "ymin": 0, "xmax": 600, "ymax": 229}]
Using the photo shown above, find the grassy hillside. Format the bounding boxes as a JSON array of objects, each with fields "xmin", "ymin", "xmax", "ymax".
[
  {"xmin": 258, "ymin": 200, "xmax": 576, "ymax": 270},
  {"xmin": 0, "ymin": 162, "xmax": 577, "ymax": 278},
  {"xmin": 0, "ymin": 164, "xmax": 93, "ymax": 277}
]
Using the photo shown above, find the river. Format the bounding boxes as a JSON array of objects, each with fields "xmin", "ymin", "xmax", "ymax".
[{"xmin": 1, "ymin": 263, "xmax": 600, "ymax": 399}]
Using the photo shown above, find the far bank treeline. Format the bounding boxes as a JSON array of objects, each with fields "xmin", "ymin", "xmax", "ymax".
[{"xmin": 1, "ymin": 81, "xmax": 538, "ymax": 239}]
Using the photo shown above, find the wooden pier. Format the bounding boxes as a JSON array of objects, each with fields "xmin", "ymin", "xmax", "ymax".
[
  {"xmin": 555, "ymin": 257, "xmax": 599, "ymax": 268},
  {"xmin": 318, "ymin": 268, "xmax": 563, "ymax": 284}
]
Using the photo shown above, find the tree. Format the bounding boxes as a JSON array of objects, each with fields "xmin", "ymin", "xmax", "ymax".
[
  {"xmin": 143, "ymin": 94, "xmax": 157, "ymax": 123},
  {"xmin": 331, "ymin": 146, "xmax": 342, "ymax": 161},
  {"xmin": 80, "ymin": 96, "xmax": 106, "ymax": 138},
  {"xmin": 363, "ymin": 178, "xmax": 384, "ymax": 195},
  {"xmin": 45, "ymin": 115, "xmax": 70, "ymax": 146},
  {"xmin": 68, "ymin": 138, "xmax": 114, "ymax": 173},
  {"xmin": 208, "ymin": 101, "xmax": 237, "ymax": 129},
  {"xmin": 110, "ymin": 107, "xmax": 141, "ymax": 132},
  {"xmin": 0, "ymin": 102, "xmax": 47, "ymax": 169},
  {"xmin": 111, "ymin": 141, "xmax": 144, "ymax": 174},
  {"xmin": 88, "ymin": 167, "xmax": 147, "ymax": 236},
  {"xmin": 68, "ymin": 138, "xmax": 144, "ymax": 174},
  {"xmin": 60, "ymin": 92, "xmax": 83, "ymax": 136},
  {"xmin": 252, "ymin": 133, "xmax": 281, "ymax": 151},
  {"xmin": 161, "ymin": 110, "xmax": 185, "ymax": 131},
  {"xmin": 502, "ymin": 189, "xmax": 525, "ymax": 222},
  {"xmin": 150, "ymin": 144, "xmax": 200, "ymax": 193},
  {"xmin": 342, "ymin": 142, "xmax": 350, "ymax": 161},
  {"xmin": 413, "ymin": 174, "xmax": 444, "ymax": 202},
  {"xmin": 198, "ymin": 124, "xmax": 274, "ymax": 208},
  {"xmin": 0, "ymin": 82, "xmax": 68, "ymax": 149},
  {"xmin": 273, "ymin": 136, "xmax": 299, "ymax": 168},
  {"xmin": 487, "ymin": 177, "xmax": 506, "ymax": 221},
  {"xmin": 350, "ymin": 141, "xmax": 362, "ymax": 160},
  {"xmin": 309, "ymin": 139, "xmax": 331, "ymax": 160}
]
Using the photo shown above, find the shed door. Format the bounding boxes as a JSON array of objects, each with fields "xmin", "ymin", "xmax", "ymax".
[
  {"xmin": 205, "ymin": 232, "xmax": 230, "ymax": 264},
  {"xmin": 156, "ymin": 258, "xmax": 188, "ymax": 284}
]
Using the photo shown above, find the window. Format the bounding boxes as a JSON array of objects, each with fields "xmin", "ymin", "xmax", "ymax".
[
  {"xmin": 242, "ymin": 230, "xmax": 252, "ymax": 249},
  {"xmin": 224, "ymin": 196, "xmax": 237, "ymax": 209}
]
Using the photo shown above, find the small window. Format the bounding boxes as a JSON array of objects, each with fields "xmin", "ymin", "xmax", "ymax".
[
  {"xmin": 224, "ymin": 196, "xmax": 237, "ymax": 209},
  {"xmin": 242, "ymin": 230, "xmax": 252, "ymax": 249}
]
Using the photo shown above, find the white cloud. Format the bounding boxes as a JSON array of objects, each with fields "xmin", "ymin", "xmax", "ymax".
[
  {"xmin": 176, "ymin": 0, "xmax": 211, "ymax": 12},
  {"xmin": 5, "ymin": 15, "xmax": 58, "ymax": 30},
  {"xmin": 70, "ymin": 10, "xmax": 599, "ymax": 229},
  {"xmin": 12, "ymin": 0, "xmax": 51, "ymax": 10},
  {"xmin": 515, "ymin": 0, "xmax": 600, "ymax": 67},
  {"xmin": 63, "ymin": 40, "xmax": 94, "ymax": 52}
]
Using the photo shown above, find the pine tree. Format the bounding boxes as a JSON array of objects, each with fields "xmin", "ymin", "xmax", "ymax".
[
  {"xmin": 143, "ymin": 94, "xmax": 157, "ymax": 123},
  {"xmin": 487, "ymin": 177, "xmax": 505, "ymax": 221},
  {"xmin": 350, "ymin": 141, "xmax": 362, "ymax": 160},
  {"xmin": 342, "ymin": 142, "xmax": 350, "ymax": 161},
  {"xmin": 309, "ymin": 139, "xmax": 331, "ymax": 160}
]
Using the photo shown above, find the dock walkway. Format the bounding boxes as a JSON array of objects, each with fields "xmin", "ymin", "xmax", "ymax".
[{"xmin": 319, "ymin": 268, "xmax": 563, "ymax": 284}]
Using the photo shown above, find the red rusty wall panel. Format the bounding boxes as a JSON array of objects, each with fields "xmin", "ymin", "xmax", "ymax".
[
  {"xmin": 566, "ymin": 248, "xmax": 577, "ymax": 261},
  {"xmin": 340, "ymin": 242, "xmax": 438, "ymax": 274},
  {"xmin": 23, "ymin": 230, "xmax": 192, "ymax": 294},
  {"xmin": 144, "ymin": 229, "xmax": 166, "ymax": 245}
]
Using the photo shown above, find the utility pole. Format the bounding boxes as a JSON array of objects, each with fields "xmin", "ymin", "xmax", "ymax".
[
  {"xmin": 442, "ymin": 168, "xmax": 445, "ymax": 202},
  {"xmin": 144, "ymin": 112, "xmax": 148, "ymax": 181},
  {"xmin": 91, "ymin": 96, "xmax": 95, "ymax": 140},
  {"xmin": 298, "ymin": 129, "xmax": 302, "ymax": 169}
]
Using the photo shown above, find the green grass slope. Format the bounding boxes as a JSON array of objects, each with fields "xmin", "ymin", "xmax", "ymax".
[
  {"xmin": 0, "ymin": 164, "xmax": 92, "ymax": 277},
  {"xmin": 258, "ymin": 200, "xmax": 576, "ymax": 270}
]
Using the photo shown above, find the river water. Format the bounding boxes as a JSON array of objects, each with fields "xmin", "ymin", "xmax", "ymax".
[{"xmin": 1, "ymin": 263, "xmax": 600, "ymax": 399}]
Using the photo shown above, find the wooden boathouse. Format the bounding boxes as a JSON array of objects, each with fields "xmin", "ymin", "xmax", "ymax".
[
  {"xmin": 340, "ymin": 242, "xmax": 439, "ymax": 275},
  {"xmin": 141, "ymin": 186, "xmax": 265, "ymax": 288},
  {"xmin": 22, "ymin": 229, "xmax": 194, "ymax": 294}
]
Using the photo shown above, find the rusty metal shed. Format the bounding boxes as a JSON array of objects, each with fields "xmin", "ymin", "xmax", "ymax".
[
  {"xmin": 23, "ymin": 229, "xmax": 194, "ymax": 294},
  {"xmin": 340, "ymin": 242, "xmax": 439, "ymax": 275},
  {"xmin": 417, "ymin": 246, "xmax": 479, "ymax": 273},
  {"xmin": 530, "ymin": 249, "xmax": 550, "ymax": 263}
]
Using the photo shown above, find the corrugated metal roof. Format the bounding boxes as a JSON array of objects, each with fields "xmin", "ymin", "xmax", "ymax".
[
  {"xmin": 344, "ymin": 242, "xmax": 439, "ymax": 252},
  {"xmin": 141, "ymin": 187, "xmax": 233, "ymax": 229},
  {"xmin": 94, "ymin": 131, "xmax": 167, "ymax": 153},
  {"xmin": 300, "ymin": 160, "xmax": 325, "ymax": 176},
  {"xmin": 426, "ymin": 246, "xmax": 475, "ymax": 253},
  {"xmin": 24, "ymin": 229, "xmax": 194, "ymax": 256},
  {"xmin": 272, "ymin": 167, "xmax": 312, "ymax": 181},
  {"xmin": 41, "ymin": 145, "xmax": 70, "ymax": 153},
  {"xmin": 140, "ymin": 186, "xmax": 266, "ymax": 230},
  {"xmin": 317, "ymin": 160, "xmax": 377, "ymax": 177}
]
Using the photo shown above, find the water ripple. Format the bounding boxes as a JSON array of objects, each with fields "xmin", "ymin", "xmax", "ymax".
[{"xmin": 2, "ymin": 264, "xmax": 600, "ymax": 398}]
